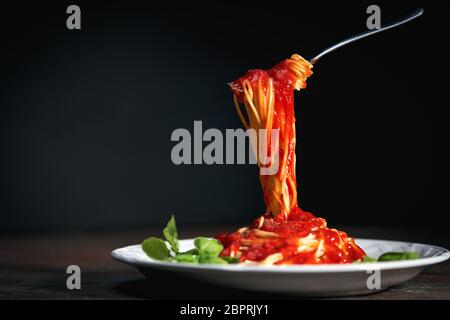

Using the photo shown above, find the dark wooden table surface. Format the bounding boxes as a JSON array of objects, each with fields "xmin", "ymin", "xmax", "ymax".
[{"xmin": 1, "ymin": 225, "xmax": 449, "ymax": 300}]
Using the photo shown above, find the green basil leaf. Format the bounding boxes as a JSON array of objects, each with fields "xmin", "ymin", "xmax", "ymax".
[
  {"xmin": 378, "ymin": 251, "xmax": 419, "ymax": 262},
  {"xmin": 194, "ymin": 237, "xmax": 223, "ymax": 256},
  {"xmin": 182, "ymin": 248, "xmax": 199, "ymax": 255},
  {"xmin": 198, "ymin": 255, "xmax": 228, "ymax": 265},
  {"xmin": 163, "ymin": 214, "xmax": 179, "ymax": 253},
  {"xmin": 352, "ymin": 256, "xmax": 377, "ymax": 263},
  {"xmin": 221, "ymin": 256, "xmax": 240, "ymax": 264},
  {"xmin": 175, "ymin": 253, "xmax": 198, "ymax": 263},
  {"xmin": 363, "ymin": 256, "xmax": 377, "ymax": 262},
  {"xmin": 142, "ymin": 237, "xmax": 170, "ymax": 261}
]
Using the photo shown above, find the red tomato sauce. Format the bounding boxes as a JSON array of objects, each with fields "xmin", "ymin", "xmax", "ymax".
[{"xmin": 216, "ymin": 207, "xmax": 365, "ymax": 264}]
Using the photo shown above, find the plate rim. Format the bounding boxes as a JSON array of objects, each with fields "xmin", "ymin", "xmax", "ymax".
[{"xmin": 111, "ymin": 238, "xmax": 450, "ymax": 273}]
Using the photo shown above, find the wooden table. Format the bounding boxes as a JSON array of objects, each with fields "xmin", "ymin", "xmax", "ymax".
[{"xmin": 1, "ymin": 226, "xmax": 449, "ymax": 299}]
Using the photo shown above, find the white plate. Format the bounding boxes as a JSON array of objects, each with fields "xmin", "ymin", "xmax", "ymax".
[{"xmin": 112, "ymin": 238, "xmax": 449, "ymax": 297}]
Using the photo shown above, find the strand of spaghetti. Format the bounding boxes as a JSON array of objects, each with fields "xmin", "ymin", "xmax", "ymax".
[
  {"xmin": 243, "ymin": 81, "xmax": 261, "ymax": 127},
  {"xmin": 257, "ymin": 77, "xmax": 266, "ymax": 122},
  {"xmin": 270, "ymin": 188, "xmax": 283, "ymax": 212},
  {"xmin": 278, "ymin": 129, "xmax": 289, "ymax": 184},
  {"xmin": 287, "ymin": 175, "xmax": 297, "ymax": 210},
  {"xmin": 265, "ymin": 79, "xmax": 274, "ymax": 140},
  {"xmin": 282, "ymin": 182, "xmax": 290, "ymax": 213},
  {"xmin": 233, "ymin": 95, "xmax": 249, "ymax": 130},
  {"xmin": 266, "ymin": 80, "xmax": 275, "ymax": 168},
  {"xmin": 241, "ymin": 99, "xmax": 262, "ymax": 166}
]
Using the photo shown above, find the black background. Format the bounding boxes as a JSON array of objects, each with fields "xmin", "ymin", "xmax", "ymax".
[{"xmin": 0, "ymin": 1, "xmax": 447, "ymax": 233}]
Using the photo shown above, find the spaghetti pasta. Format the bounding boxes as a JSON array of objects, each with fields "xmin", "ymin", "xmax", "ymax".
[{"xmin": 216, "ymin": 54, "xmax": 366, "ymax": 265}]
